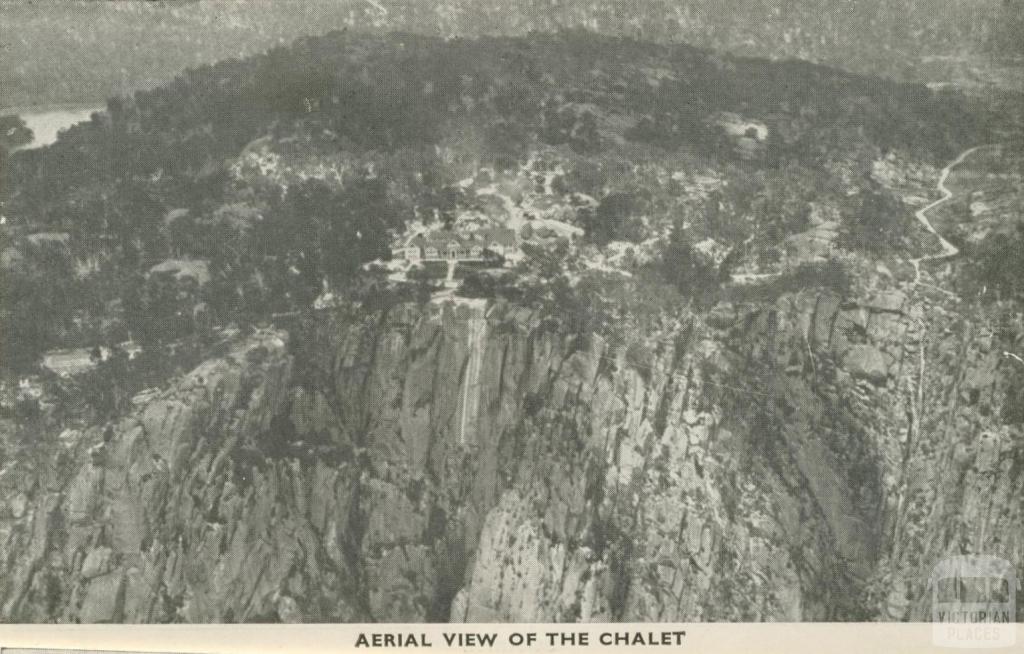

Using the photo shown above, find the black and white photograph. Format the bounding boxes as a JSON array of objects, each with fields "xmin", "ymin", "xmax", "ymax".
[{"xmin": 0, "ymin": 0, "xmax": 1022, "ymax": 634}]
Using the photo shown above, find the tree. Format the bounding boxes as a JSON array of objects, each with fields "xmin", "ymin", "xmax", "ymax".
[
  {"xmin": 659, "ymin": 225, "xmax": 724, "ymax": 306},
  {"xmin": 406, "ymin": 265, "xmax": 442, "ymax": 303},
  {"xmin": 79, "ymin": 346, "xmax": 131, "ymax": 421},
  {"xmin": 253, "ymin": 177, "xmax": 400, "ymax": 311},
  {"xmin": 0, "ymin": 244, "xmax": 80, "ymax": 374},
  {"xmin": 579, "ymin": 191, "xmax": 649, "ymax": 245},
  {"xmin": 839, "ymin": 181, "xmax": 907, "ymax": 253},
  {"xmin": 124, "ymin": 271, "xmax": 198, "ymax": 346},
  {"xmin": 964, "ymin": 221, "xmax": 1024, "ymax": 304},
  {"xmin": 0, "ymin": 115, "xmax": 33, "ymax": 151},
  {"xmin": 540, "ymin": 101, "xmax": 601, "ymax": 154}
]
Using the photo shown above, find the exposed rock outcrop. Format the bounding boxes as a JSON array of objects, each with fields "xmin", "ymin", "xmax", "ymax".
[{"xmin": 0, "ymin": 293, "xmax": 1020, "ymax": 623}]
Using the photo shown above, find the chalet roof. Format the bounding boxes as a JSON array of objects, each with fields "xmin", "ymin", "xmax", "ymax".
[{"xmin": 404, "ymin": 227, "xmax": 516, "ymax": 249}]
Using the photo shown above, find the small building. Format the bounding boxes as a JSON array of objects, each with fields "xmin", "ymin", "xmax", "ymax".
[
  {"xmin": 393, "ymin": 227, "xmax": 518, "ymax": 264},
  {"xmin": 400, "ymin": 245, "xmax": 422, "ymax": 262},
  {"xmin": 41, "ymin": 348, "xmax": 107, "ymax": 377},
  {"xmin": 479, "ymin": 227, "xmax": 518, "ymax": 257}
]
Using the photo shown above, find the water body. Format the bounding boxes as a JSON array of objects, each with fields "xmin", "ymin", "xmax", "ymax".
[{"xmin": 6, "ymin": 106, "xmax": 104, "ymax": 150}]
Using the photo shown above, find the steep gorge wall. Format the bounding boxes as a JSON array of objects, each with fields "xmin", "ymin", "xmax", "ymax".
[{"xmin": 0, "ymin": 293, "xmax": 1020, "ymax": 623}]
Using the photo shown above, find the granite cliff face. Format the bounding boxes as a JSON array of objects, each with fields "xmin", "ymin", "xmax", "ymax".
[{"xmin": 0, "ymin": 291, "xmax": 1021, "ymax": 623}]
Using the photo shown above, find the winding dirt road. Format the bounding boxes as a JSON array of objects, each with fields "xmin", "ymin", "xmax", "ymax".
[{"xmin": 910, "ymin": 144, "xmax": 999, "ymax": 285}]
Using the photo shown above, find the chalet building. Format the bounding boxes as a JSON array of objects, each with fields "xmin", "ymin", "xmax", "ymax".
[{"xmin": 394, "ymin": 228, "xmax": 518, "ymax": 263}]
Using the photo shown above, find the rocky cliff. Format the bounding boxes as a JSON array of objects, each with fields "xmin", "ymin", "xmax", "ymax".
[{"xmin": 0, "ymin": 290, "xmax": 1021, "ymax": 623}]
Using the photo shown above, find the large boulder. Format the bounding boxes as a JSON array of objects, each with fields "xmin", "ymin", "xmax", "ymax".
[
  {"xmin": 79, "ymin": 570, "xmax": 125, "ymax": 623},
  {"xmin": 866, "ymin": 291, "xmax": 906, "ymax": 314},
  {"xmin": 843, "ymin": 345, "xmax": 890, "ymax": 384},
  {"xmin": 81, "ymin": 546, "xmax": 113, "ymax": 580}
]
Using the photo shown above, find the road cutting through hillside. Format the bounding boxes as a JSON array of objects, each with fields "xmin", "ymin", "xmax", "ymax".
[{"xmin": 910, "ymin": 144, "xmax": 999, "ymax": 287}]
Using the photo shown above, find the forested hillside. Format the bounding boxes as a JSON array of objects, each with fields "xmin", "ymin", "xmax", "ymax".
[
  {"xmin": 2, "ymin": 30, "xmax": 1010, "ymax": 381},
  {"xmin": 1, "ymin": 27, "xmax": 1023, "ymax": 625},
  {"xmin": 2, "ymin": 0, "xmax": 1023, "ymax": 109}
]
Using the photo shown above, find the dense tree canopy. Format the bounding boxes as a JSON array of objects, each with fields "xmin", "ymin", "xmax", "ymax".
[{"xmin": 0, "ymin": 31, "xmax": 1013, "ymax": 376}]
